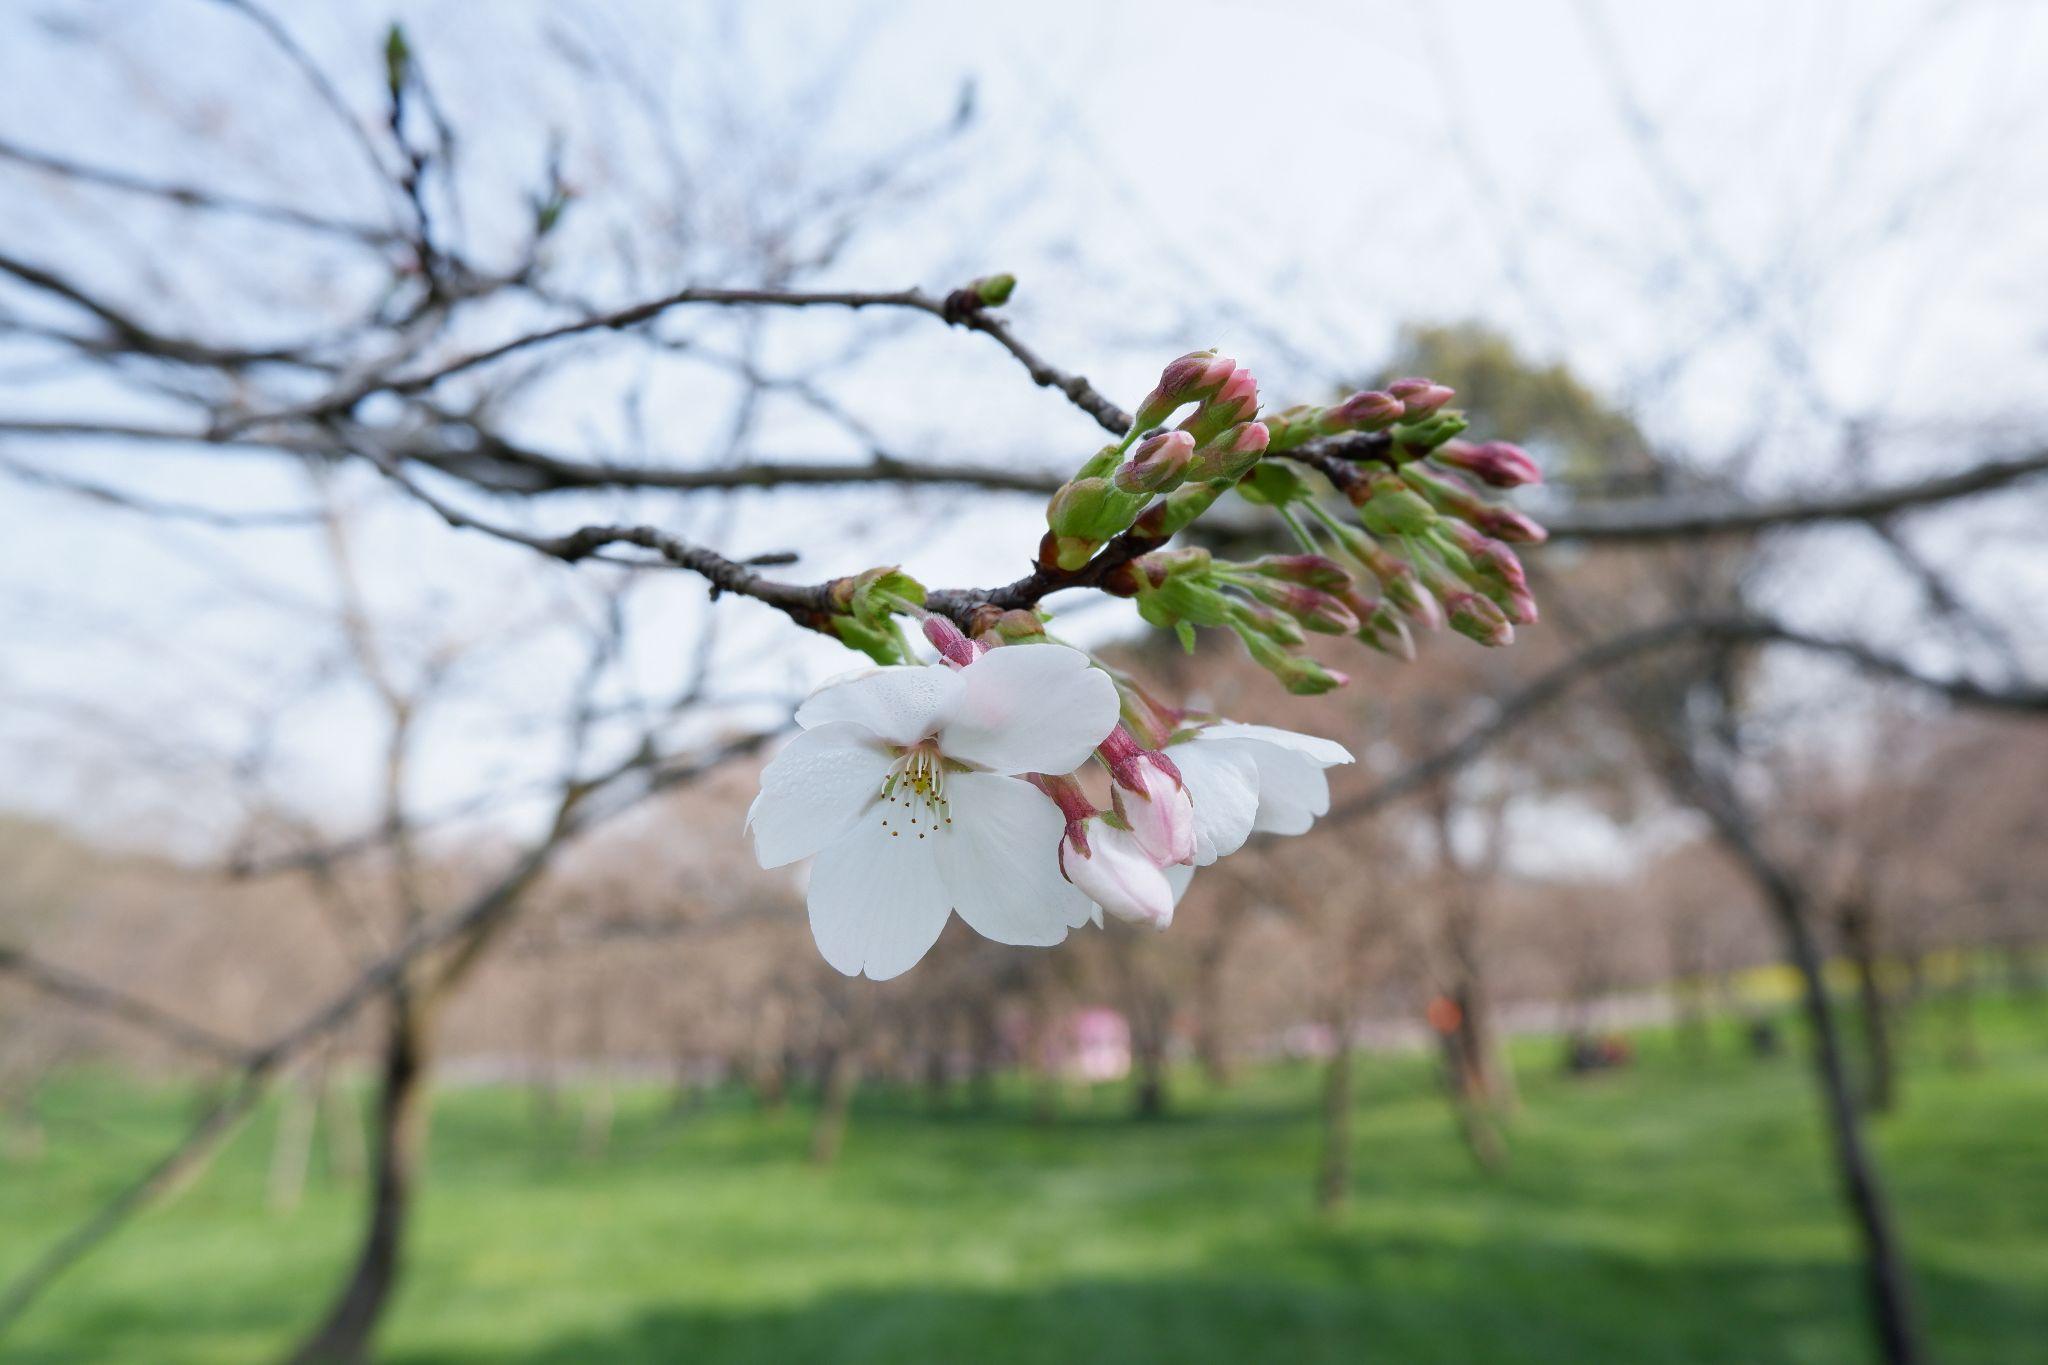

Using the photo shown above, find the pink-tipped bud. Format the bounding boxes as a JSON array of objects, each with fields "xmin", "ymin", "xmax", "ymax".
[
  {"xmin": 1246, "ymin": 554, "xmax": 1353, "ymax": 592},
  {"xmin": 1134, "ymin": 350, "xmax": 1237, "ymax": 429},
  {"xmin": 1112, "ymin": 756, "xmax": 1195, "ymax": 866},
  {"xmin": 1062, "ymin": 818, "xmax": 1176, "ymax": 928},
  {"xmin": 1186, "ymin": 420, "xmax": 1270, "ymax": 482},
  {"xmin": 1433, "ymin": 439, "xmax": 1541, "ymax": 489},
  {"xmin": 1114, "ymin": 429, "xmax": 1197, "ymax": 495},
  {"xmin": 1376, "ymin": 376, "xmax": 1458, "ymax": 413},
  {"xmin": 1279, "ymin": 585, "xmax": 1360, "ymax": 635},
  {"xmin": 921, "ymin": 615, "xmax": 982, "ymax": 666},
  {"xmin": 1443, "ymin": 589, "xmax": 1514, "ymax": 647},
  {"xmin": 1209, "ymin": 368, "xmax": 1260, "ymax": 425},
  {"xmin": 1472, "ymin": 505, "xmax": 1548, "ymax": 545},
  {"xmin": 1395, "ymin": 383, "xmax": 1456, "ymax": 420},
  {"xmin": 1321, "ymin": 390, "xmax": 1405, "ymax": 434}
]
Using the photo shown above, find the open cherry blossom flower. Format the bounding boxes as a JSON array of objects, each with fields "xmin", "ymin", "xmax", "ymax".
[
  {"xmin": 747, "ymin": 643, "xmax": 1120, "ymax": 979},
  {"xmin": 1164, "ymin": 722, "xmax": 1354, "ymax": 865}
]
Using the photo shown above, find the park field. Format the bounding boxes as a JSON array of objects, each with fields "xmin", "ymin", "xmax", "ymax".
[{"xmin": 3, "ymin": 1000, "xmax": 2045, "ymax": 1363}]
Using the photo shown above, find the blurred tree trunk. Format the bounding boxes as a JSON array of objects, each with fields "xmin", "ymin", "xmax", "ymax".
[
  {"xmin": 1130, "ymin": 1004, "xmax": 1169, "ymax": 1121},
  {"xmin": 1839, "ymin": 895, "xmax": 1898, "ymax": 1113},
  {"xmin": 1945, "ymin": 953, "xmax": 1983, "ymax": 1070},
  {"xmin": 267, "ymin": 1068, "xmax": 319, "ymax": 1214},
  {"xmin": 1662, "ymin": 749, "xmax": 1927, "ymax": 1365},
  {"xmin": 966, "ymin": 1003, "xmax": 1000, "ymax": 1111},
  {"xmin": 808, "ymin": 1046, "xmax": 862, "ymax": 1166},
  {"xmin": 1315, "ymin": 1017, "xmax": 1355, "ymax": 1214},
  {"xmin": 290, "ymin": 987, "xmax": 433, "ymax": 1364}
]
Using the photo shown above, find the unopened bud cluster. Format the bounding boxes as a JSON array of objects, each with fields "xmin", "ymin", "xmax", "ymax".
[
  {"xmin": 1050, "ymin": 352, "xmax": 1548, "ymax": 691},
  {"xmin": 834, "ymin": 345, "xmax": 1543, "ymax": 698},
  {"xmin": 1041, "ymin": 350, "xmax": 1269, "ymax": 571}
]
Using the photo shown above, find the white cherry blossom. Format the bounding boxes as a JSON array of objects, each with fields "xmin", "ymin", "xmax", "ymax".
[
  {"xmin": 1164, "ymin": 722, "xmax": 1354, "ymax": 865},
  {"xmin": 747, "ymin": 643, "xmax": 1120, "ymax": 979}
]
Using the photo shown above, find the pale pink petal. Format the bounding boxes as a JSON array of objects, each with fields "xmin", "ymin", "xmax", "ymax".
[
  {"xmin": 934, "ymin": 773, "xmax": 1090, "ymax": 947},
  {"xmin": 796, "ymin": 664, "xmax": 964, "ymax": 746},
  {"xmin": 745, "ymin": 724, "xmax": 893, "ymax": 869},
  {"xmin": 938, "ymin": 644, "xmax": 1119, "ymax": 775}
]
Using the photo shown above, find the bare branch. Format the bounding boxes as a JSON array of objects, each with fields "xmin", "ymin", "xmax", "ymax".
[{"xmin": 0, "ymin": 946, "xmax": 253, "ymax": 1065}]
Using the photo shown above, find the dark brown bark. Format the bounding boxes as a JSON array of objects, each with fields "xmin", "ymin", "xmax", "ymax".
[
  {"xmin": 1684, "ymin": 777, "xmax": 1927, "ymax": 1365},
  {"xmin": 1840, "ymin": 897, "xmax": 1899, "ymax": 1113},
  {"xmin": 289, "ymin": 990, "xmax": 433, "ymax": 1364}
]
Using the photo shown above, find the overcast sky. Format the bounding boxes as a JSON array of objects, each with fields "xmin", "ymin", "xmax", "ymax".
[{"xmin": 3, "ymin": 0, "xmax": 2044, "ymax": 861}]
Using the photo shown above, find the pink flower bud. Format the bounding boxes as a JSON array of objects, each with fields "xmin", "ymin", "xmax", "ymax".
[
  {"xmin": 1379, "ymin": 377, "xmax": 1457, "ymax": 426},
  {"xmin": 1246, "ymin": 554, "xmax": 1354, "ymax": 591},
  {"xmin": 1186, "ymin": 420, "xmax": 1270, "ymax": 482},
  {"xmin": 1112, "ymin": 757, "xmax": 1195, "ymax": 866},
  {"xmin": 921, "ymin": 615, "xmax": 982, "ymax": 666},
  {"xmin": 1114, "ymin": 429, "xmax": 1197, "ymax": 494},
  {"xmin": 1396, "ymin": 383, "xmax": 1456, "ymax": 420},
  {"xmin": 1061, "ymin": 818, "xmax": 1176, "ymax": 928},
  {"xmin": 1134, "ymin": 351, "xmax": 1237, "ymax": 429},
  {"xmin": 1443, "ymin": 589, "xmax": 1514, "ymax": 647},
  {"xmin": 1473, "ymin": 505, "xmax": 1548, "ymax": 545},
  {"xmin": 1321, "ymin": 390, "xmax": 1405, "ymax": 434},
  {"xmin": 1433, "ymin": 439, "xmax": 1541, "ymax": 488},
  {"xmin": 1209, "ymin": 369, "xmax": 1261, "ymax": 426}
]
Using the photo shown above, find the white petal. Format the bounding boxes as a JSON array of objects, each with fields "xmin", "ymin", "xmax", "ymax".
[
  {"xmin": 938, "ymin": 644, "xmax": 1119, "ymax": 775},
  {"xmin": 806, "ymin": 804, "xmax": 954, "ymax": 980},
  {"xmin": 745, "ymin": 725, "xmax": 892, "ymax": 869},
  {"xmin": 934, "ymin": 773, "xmax": 1089, "ymax": 947},
  {"xmin": 1169, "ymin": 739, "xmax": 1261, "ymax": 865},
  {"xmin": 1248, "ymin": 745, "xmax": 1332, "ymax": 836},
  {"xmin": 1165, "ymin": 863, "xmax": 1196, "ymax": 906},
  {"xmin": 1064, "ymin": 820, "xmax": 1175, "ymax": 928},
  {"xmin": 1201, "ymin": 721, "xmax": 1354, "ymax": 768},
  {"xmin": 796, "ymin": 664, "xmax": 963, "ymax": 746}
]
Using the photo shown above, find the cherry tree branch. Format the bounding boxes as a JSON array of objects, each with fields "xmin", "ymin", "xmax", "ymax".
[
  {"xmin": 1328, "ymin": 612, "xmax": 2048, "ymax": 823},
  {"xmin": 0, "ymin": 947, "xmax": 254, "ymax": 1065}
]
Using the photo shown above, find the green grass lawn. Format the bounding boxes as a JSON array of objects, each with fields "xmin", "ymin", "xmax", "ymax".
[{"xmin": 4, "ymin": 997, "xmax": 2045, "ymax": 1363}]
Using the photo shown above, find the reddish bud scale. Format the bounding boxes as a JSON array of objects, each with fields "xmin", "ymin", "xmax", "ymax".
[
  {"xmin": 921, "ymin": 615, "xmax": 981, "ymax": 666},
  {"xmin": 1320, "ymin": 390, "xmax": 1404, "ymax": 434},
  {"xmin": 1432, "ymin": 439, "xmax": 1542, "ymax": 489},
  {"xmin": 1134, "ymin": 351, "xmax": 1238, "ymax": 430},
  {"xmin": 1245, "ymin": 554, "xmax": 1354, "ymax": 592}
]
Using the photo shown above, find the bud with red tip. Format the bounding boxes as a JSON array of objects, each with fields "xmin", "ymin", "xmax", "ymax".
[
  {"xmin": 1432, "ymin": 438, "xmax": 1542, "ymax": 489},
  {"xmin": 1239, "ymin": 629, "xmax": 1349, "ymax": 695},
  {"xmin": 1133, "ymin": 350, "xmax": 1238, "ymax": 431},
  {"xmin": 1185, "ymin": 420, "xmax": 1270, "ymax": 482},
  {"xmin": 1181, "ymin": 369, "xmax": 1261, "ymax": 446},
  {"xmin": 1244, "ymin": 554, "xmax": 1354, "ymax": 592},
  {"xmin": 1320, "ymin": 389, "xmax": 1405, "ymax": 434},
  {"xmin": 1236, "ymin": 580, "xmax": 1359, "ymax": 635},
  {"xmin": 1402, "ymin": 464, "xmax": 1549, "ymax": 545},
  {"xmin": 921, "ymin": 614, "xmax": 983, "ymax": 667},
  {"xmin": 1387, "ymin": 376, "xmax": 1456, "ymax": 419},
  {"xmin": 1099, "ymin": 727, "xmax": 1195, "ymax": 867},
  {"xmin": 1114, "ymin": 429, "xmax": 1197, "ymax": 494}
]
